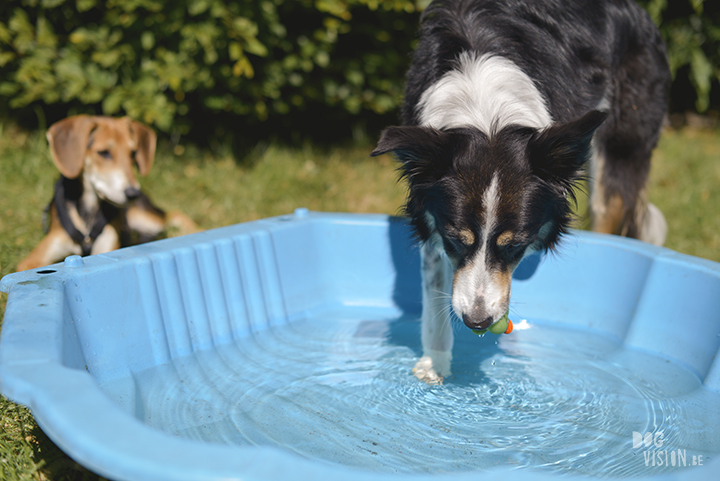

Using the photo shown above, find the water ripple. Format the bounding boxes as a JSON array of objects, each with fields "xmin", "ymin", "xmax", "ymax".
[{"xmin": 99, "ymin": 311, "xmax": 718, "ymax": 477}]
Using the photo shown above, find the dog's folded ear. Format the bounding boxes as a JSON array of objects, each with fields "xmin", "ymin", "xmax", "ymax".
[
  {"xmin": 371, "ymin": 125, "xmax": 454, "ymax": 186},
  {"xmin": 128, "ymin": 119, "xmax": 157, "ymax": 176},
  {"xmin": 46, "ymin": 115, "xmax": 98, "ymax": 179},
  {"xmin": 528, "ymin": 110, "xmax": 608, "ymax": 186}
]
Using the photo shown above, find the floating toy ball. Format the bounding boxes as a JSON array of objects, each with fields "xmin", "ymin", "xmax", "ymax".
[{"xmin": 471, "ymin": 312, "xmax": 513, "ymax": 336}]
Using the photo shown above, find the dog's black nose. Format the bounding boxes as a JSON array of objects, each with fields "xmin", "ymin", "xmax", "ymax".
[
  {"xmin": 463, "ymin": 313, "xmax": 493, "ymax": 331},
  {"xmin": 125, "ymin": 187, "xmax": 142, "ymax": 200}
]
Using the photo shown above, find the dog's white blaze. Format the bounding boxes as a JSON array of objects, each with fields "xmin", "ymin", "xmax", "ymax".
[
  {"xmin": 418, "ymin": 52, "xmax": 552, "ymax": 133},
  {"xmin": 451, "ymin": 173, "xmax": 506, "ymax": 321}
]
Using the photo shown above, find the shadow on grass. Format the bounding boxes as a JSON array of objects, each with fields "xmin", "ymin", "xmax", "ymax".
[{"xmin": 29, "ymin": 424, "xmax": 108, "ymax": 481}]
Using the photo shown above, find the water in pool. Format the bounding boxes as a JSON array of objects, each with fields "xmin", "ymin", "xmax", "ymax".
[{"xmin": 99, "ymin": 309, "xmax": 719, "ymax": 477}]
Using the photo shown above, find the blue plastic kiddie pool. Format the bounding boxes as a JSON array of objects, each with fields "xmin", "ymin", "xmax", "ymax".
[{"xmin": 1, "ymin": 210, "xmax": 719, "ymax": 481}]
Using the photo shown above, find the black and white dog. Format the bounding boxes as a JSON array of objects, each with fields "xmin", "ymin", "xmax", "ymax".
[{"xmin": 372, "ymin": 0, "xmax": 670, "ymax": 383}]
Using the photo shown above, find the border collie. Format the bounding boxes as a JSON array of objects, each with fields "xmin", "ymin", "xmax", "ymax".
[{"xmin": 372, "ymin": 0, "xmax": 670, "ymax": 383}]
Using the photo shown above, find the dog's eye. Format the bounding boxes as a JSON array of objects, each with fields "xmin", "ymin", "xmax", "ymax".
[
  {"xmin": 442, "ymin": 236, "xmax": 461, "ymax": 257},
  {"xmin": 97, "ymin": 150, "xmax": 112, "ymax": 160},
  {"xmin": 443, "ymin": 235, "xmax": 469, "ymax": 259},
  {"xmin": 501, "ymin": 243, "xmax": 526, "ymax": 263}
]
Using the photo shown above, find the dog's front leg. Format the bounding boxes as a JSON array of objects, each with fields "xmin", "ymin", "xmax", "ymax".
[
  {"xmin": 413, "ymin": 242, "xmax": 454, "ymax": 384},
  {"xmin": 91, "ymin": 224, "xmax": 121, "ymax": 255}
]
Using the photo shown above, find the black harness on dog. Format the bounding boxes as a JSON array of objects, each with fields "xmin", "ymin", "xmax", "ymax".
[{"xmin": 44, "ymin": 177, "xmax": 121, "ymax": 256}]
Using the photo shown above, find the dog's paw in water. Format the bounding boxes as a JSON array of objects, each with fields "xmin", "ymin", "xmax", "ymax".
[
  {"xmin": 413, "ymin": 351, "xmax": 451, "ymax": 385},
  {"xmin": 413, "ymin": 356, "xmax": 444, "ymax": 384}
]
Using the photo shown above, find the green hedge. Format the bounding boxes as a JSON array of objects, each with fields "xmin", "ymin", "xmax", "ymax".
[
  {"xmin": 639, "ymin": 0, "xmax": 720, "ymax": 113},
  {"xmin": 0, "ymin": 0, "xmax": 717, "ymax": 141},
  {"xmin": 0, "ymin": 0, "xmax": 428, "ymax": 139}
]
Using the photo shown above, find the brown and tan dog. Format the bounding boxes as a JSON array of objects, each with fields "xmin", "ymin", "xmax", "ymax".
[{"xmin": 17, "ymin": 115, "xmax": 196, "ymax": 271}]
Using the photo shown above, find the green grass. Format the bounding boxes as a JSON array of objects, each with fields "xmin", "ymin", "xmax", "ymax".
[
  {"xmin": 0, "ymin": 123, "xmax": 718, "ymax": 480},
  {"xmin": 647, "ymin": 128, "xmax": 720, "ymax": 260},
  {"xmin": 0, "ymin": 124, "xmax": 408, "ymax": 280}
]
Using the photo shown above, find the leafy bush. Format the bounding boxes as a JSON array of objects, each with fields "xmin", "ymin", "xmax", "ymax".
[
  {"xmin": 0, "ymin": 0, "xmax": 717, "ymax": 142},
  {"xmin": 639, "ymin": 0, "xmax": 720, "ymax": 113},
  {"xmin": 0, "ymin": 0, "xmax": 429, "ymax": 140}
]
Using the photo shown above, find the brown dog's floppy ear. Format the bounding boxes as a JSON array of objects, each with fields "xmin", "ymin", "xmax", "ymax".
[
  {"xmin": 46, "ymin": 115, "xmax": 97, "ymax": 179},
  {"xmin": 129, "ymin": 119, "xmax": 157, "ymax": 176}
]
